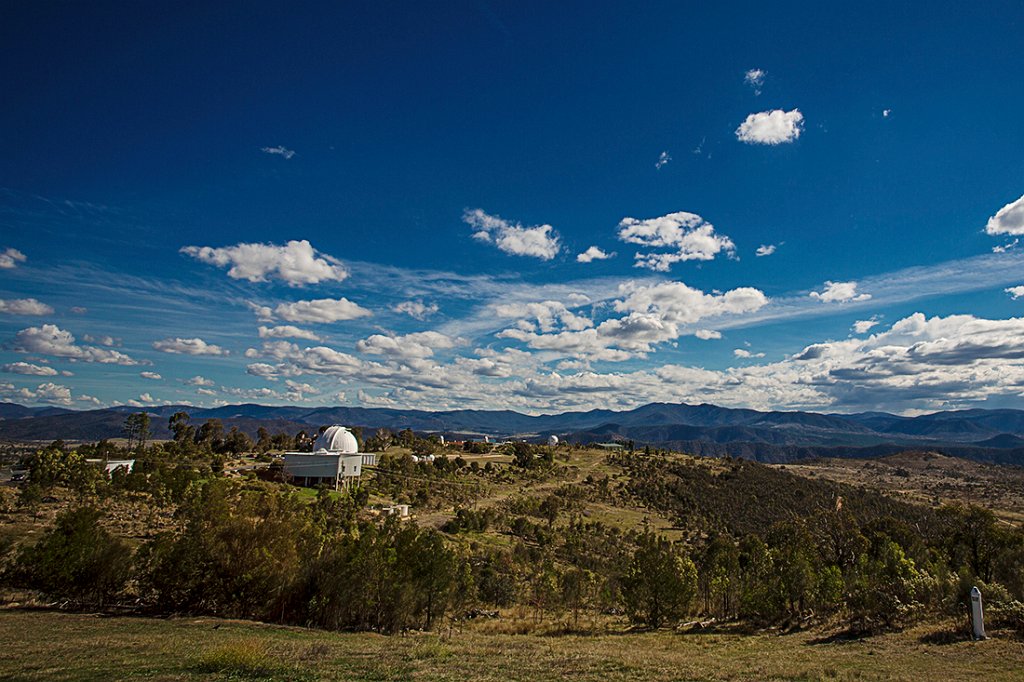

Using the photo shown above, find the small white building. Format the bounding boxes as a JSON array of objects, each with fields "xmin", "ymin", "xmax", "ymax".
[
  {"xmin": 283, "ymin": 425, "xmax": 363, "ymax": 490},
  {"xmin": 547, "ymin": 435, "xmax": 559, "ymax": 447},
  {"xmin": 86, "ymin": 458, "xmax": 135, "ymax": 475}
]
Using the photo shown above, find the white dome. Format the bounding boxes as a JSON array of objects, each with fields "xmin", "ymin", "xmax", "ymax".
[
  {"xmin": 548, "ymin": 435, "xmax": 559, "ymax": 446},
  {"xmin": 314, "ymin": 425, "xmax": 358, "ymax": 454}
]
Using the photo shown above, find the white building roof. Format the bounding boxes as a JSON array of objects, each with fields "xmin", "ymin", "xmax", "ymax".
[{"xmin": 313, "ymin": 425, "xmax": 358, "ymax": 454}]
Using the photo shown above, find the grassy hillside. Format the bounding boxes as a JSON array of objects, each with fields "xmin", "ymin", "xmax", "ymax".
[{"xmin": 0, "ymin": 609, "xmax": 1021, "ymax": 682}]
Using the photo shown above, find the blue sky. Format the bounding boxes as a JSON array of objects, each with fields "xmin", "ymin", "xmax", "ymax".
[{"xmin": 2, "ymin": 1, "xmax": 1024, "ymax": 415}]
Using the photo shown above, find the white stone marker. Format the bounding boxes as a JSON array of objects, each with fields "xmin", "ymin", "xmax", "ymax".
[{"xmin": 970, "ymin": 586, "xmax": 986, "ymax": 640}]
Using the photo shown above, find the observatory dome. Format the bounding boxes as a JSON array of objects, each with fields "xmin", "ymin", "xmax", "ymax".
[
  {"xmin": 547, "ymin": 435, "xmax": 559, "ymax": 447},
  {"xmin": 314, "ymin": 425, "xmax": 359, "ymax": 454}
]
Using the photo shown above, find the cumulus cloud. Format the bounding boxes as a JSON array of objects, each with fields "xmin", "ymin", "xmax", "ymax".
[
  {"xmin": 755, "ymin": 244, "xmax": 778, "ymax": 257},
  {"xmin": 357, "ymin": 331, "xmax": 459, "ymax": 361},
  {"xmin": 853, "ymin": 318, "xmax": 880, "ymax": 334},
  {"xmin": 744, "ymin": 68, "xmax": 766, "ymax": 95},
  {"xmin": 694, "ymin": 329, "xmax": 722, "ymax": 340},
  {"xmin": 186, "ymin": 375, "xmax": 215, "ymax": 386},
  {"xmin": 15, "ymin": 325, "xmax": 139, "ymax": 365},
  {"xmin": 736, "ymin": 109, "xmax": 804, "ymax": 145},
  {"xmin": 0, "ymin": 248, "xmax": 26, "ymax": 269},
  {"xmin": 655, "ymin": 151, "xmax": 671, "ymax": 170},
  {"xmin": 498, "ymin": 281, "xmax": 767, "ymax": 361},
  {"xmin": 0, "ymin": 298, "xmax": 53, "ymax": 315},
  {"xmin": 181, "ymin": 240, "xmax": 348, "ymax": 285},
  {"xmin": 270, "ymin": 298, "xmax": 372, "ymax": 324},
  {"xmin": 985, "ymin": 194, "xmax": 1024, "ymax": 236},
  {"xmin": 733, "ymin": 348, "xmax": 766, "ymax": 359},
  {"xmin": 391, "ymin": 300, "xmax": 439, "ymax": 320},
  {"xmin": 82, "ymin": 334, "xmax": 119, "ymax": 347},
  {"xmin": 494, "ymin": 300, "xmax": 593, "ymax": 333},
  {"xmin": 463, "ymin": 208, "xmax": 561, "ymax": 260},
  {"xmin": 17, "ymin": 382, "xmax": 74, "ymax": 406},
  {"xmin": 2, "ymin": 362, "xmax": 58, "ymax": 376},
  {"xmin": 993, "ymin": 239, "xmax": 1018, "ymax": 254},
  {"xmin": 617, "ymin": 211, "xmax": 735, "ymax": 272},
  {"xmin": 576, "ymin": 246, "xmax": 614, "ymax": 264},
  {"xmin": 1006, "ymin": 286, "xmax": 1024, "ymax": 300},
  {"xmin": 810, "ymin": 281, "xmax": 871, "ymax": 303},
  {"xmin": 882, "ymin": 109, "xmax": 892, "ymax": 118},
  {"xmin": 153, "ymin": 337, "xmax": 228, "ymax": 356},
  {"xmin": 261, "ymin": 145, "xmax": 296, "ymax": 159},
  {"xmin": 140, "ymin": 371, "xmax": 162, "ymax": 380},
  {"xmin": 258, "ymin": 325, "xmax": 322, "ymax": 341}
]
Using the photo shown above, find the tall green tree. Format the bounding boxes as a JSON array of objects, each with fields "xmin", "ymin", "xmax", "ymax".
[{"xmin": 621, "ymin": 533, "xmax": 697, "ymax": 628}]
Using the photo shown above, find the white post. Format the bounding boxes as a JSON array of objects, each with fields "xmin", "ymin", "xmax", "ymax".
[{"xmin": 970, "ymin": 586, "xmax": 986, "ymax": 640}]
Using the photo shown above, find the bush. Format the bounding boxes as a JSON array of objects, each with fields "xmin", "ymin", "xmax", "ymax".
[{"xmin": 7, "ymin": 506, "xmax": 132, "ymax": 604}]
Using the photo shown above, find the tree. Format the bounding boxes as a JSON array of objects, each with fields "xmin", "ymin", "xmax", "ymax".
[
  {"xmin": 256, "ymin": 427, "xmax": 271, "ymax": 453},
  {"xmin": 9, "ymin": 506, "xmax": 133, "ymax": 604},
  {"xmin": 123, "ymin": 412, "xmax": 151, "ymax": 450},
  {"xmin": 195, "ymin": 419, "xmax": 224, "ymax": 450},
  {"xmin": 560, "ymin": 567, "xmax": 598, "ymax": 628},
  {"xmin": 169, "ymin": 412, "xmax": 193, "ymax": 443},
  {"xmin": 222, "ymin": 427, "xmax": 254, "ymax": 457},
  {"xmin": 621, "ymin": 533, "xmax": 697, "ymax": 628}
]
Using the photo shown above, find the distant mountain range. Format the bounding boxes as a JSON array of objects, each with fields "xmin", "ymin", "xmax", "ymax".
[{"xmin": 5, "ymin": 401, "xmax": 1024, "ymax": 464}]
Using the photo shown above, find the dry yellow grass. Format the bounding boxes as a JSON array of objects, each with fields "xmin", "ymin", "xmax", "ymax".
[{"xmin": 1, "ymin": 609, "xmax": 1022, "ymax": 681}]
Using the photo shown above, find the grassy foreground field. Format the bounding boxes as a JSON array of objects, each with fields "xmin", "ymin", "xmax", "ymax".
[{"xmin": 1, "ymin": 609, "xmax": 1022, "ymax": 681}]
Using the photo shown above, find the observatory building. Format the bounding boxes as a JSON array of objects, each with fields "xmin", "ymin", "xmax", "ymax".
[{"xmin": 283, "ymin": 425, "xmax": 369, "ymax": 489}]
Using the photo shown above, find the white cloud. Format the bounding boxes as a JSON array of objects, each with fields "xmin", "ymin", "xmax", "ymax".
[
  {"xmin": 985, "ymin": 194, "xmax": 1024, "ymax": 236},
  {"xmin": 744, "ymin": 68, "xmax": 766, "ymax": 95},
  {"xmin": 463, "ymin": 208, "xmax": 561, "ymax": 260},
  {"xmin": 882, "ymin": 109, "xmax": 892, "ymax": 118},
  {"xmin": 0, "ymin": 298, "xmax": 53, "ymax": 315},
  {"xmin": 82, "ymin": 334, "xmax": 119, "ymax": 346},
  {"xmin": 736, "ymin": 109, "xmax": 804, "ymax": 145},
  {"xmin": 140, "ymin": 371, "xmax": 162, "ymax": 380},
  {"xmin": 755, "ymin": 244, "xmax": 777, "ymax": 257},
  {"xmin": 498, "ymin": 281, "xmax": 767, "ymax": 360},
  {"xmin": 181, "ymin": 239, "xmax": 348, "ymax": 285},
  {"xmin": 655, "ymin": 151, "xmax": 671, "ymax": 170},
  {"xmin": 733, "ymin": 348, "xmax": 765, "ymax": 359},
  {"xmin": 258, "ymin": 325, "xmax": 322, "ymax": 341},
  {"xmin": 1006, "ymin": 286, "xmax": 1024, "ymax": 300},
  {"xmin": 0, "ymin": 248, "xmax": 26, "ymax": 269},
  {"xmin": 494, "ymin": 300, "xmax": 593, "ymax": 333},
  {"xmin": 15, "ymin": 324, "xmax": 139, "ymax": 365},
  {"xmin": 852, "ymin": 318, "xmax": 880, "ymax": 334},
  {"xmin": 270, "ymin": 298, "xmax": 372, "ymax": 324},
  {"xmin": 810, "ymin": 281, "xmax": 871, "ymax": 303},
  {"xmin": 261, "ymin": 145, "xmax": 296, "ymax": 159},
  {"xmin": 6, "ymin": 382, "xmax": 74, "ymax": 406},
  {"xmin": 153, "ymin": 337, "xmax": 228, "ymax": 356},
  {"xmin": 357, "ymin": 331, "xmax": 458, "ymax": 361},
  {"xmin": 993, "ymin": 239, "xmax": 1018, "ymax": 253},
  {"xmin": 391, "ymin": 300, "xmax": 439, "ymax": 320},
  {"xmin": 186, "ymin": 375, "xmax": 215, "ymax": 386},
  {"xmin": 617, "ymin": 211, "xmax": 735, "ymax": 271},
  {"xmin": 694, "ymin": 329, "xmax": 722, "ymax": 340},
  {"xmin": 576, "ymin": 246, "xmax": 614, "ymax": 263},
  {"xmin": 2, "ymin": 362, "xmax": 58, "ymax": 376},
  {"xmin": 70, "ymin": 306, "xmax": 88, "ymax": 315}
]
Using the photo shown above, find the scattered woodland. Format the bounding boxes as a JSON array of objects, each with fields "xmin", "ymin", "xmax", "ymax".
[{"xmin": 2, "ymin": 410, "xmax": 1024, "ymax": 660}]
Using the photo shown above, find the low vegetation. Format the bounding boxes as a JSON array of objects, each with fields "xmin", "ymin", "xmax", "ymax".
[{"xmin": 2, "ymin": 411, "xmax": 1024, "ymax": 678}]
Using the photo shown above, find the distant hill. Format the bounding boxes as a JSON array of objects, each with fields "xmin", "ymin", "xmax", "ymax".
[{"xmin": 5, "ymin": 400, "xmax": 1024, "ymax": 464}]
